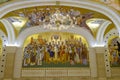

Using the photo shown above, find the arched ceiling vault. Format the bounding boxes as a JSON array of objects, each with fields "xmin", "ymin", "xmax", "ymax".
[
  {"xmin": 17, "ymin": 26, "xmax": 95, "ymax": 47},
  {"xmin": 0, "ymin": 0, "xmax": 119, "ymax": 47}
]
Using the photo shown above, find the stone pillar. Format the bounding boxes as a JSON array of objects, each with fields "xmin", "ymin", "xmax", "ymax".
[
  {"xmin": 4, "ymin": 46, "xmax": 16, "ymax": 79},
  {"xmin": 89, "ymin": 48, "xmax": 97, "ymax": 78},
  {"xmin": 0, "ymin": 47, "xmax": 6, "ymax": 79},
  {"xmin": 13, "ymin": 47, "xmax": 23, "ymax": 78},
  {"xmin": 95, "ymin": 47, "xmax": 107, "ymax": 80},
  {"xmin": 0, "ymin": 47, "xmax": 4, "ymax": 79}
]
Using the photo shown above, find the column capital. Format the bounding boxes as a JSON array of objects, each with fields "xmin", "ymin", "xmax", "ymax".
[
  {"xmin": 89, "ymin": 47, "xmax": 106, "ymax": 53},
  {"xmin": 95, "ymin": 47, "xmax": 105, "ymax": 53},
  {"xmin": 5, "ymin": 46, "xmax": 17, "ymax": 53}
]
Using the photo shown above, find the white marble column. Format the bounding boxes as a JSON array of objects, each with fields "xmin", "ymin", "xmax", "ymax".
[
  {"xmin": 89, "ymin": 48, "xmax": 97, "ymax": 77},
  {"xmin": 95, "ymin": 47, "xmax": 107, "ymax": 80},
  {"xmin": 13, "ymin": 47, "xmax": 23, "ymax": 78},
  {"xmin": 4, "ymin": 46, "xmax": 16, "ymax": 79}
]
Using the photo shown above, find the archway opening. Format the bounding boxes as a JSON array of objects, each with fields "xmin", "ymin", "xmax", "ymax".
[
  {"xmin": 108, "ymin": 36, "xmax": 120, "ymax": 67},
  {"xmin": 22, "ymin": 32, "xmax": 89, "ymax": 68}
]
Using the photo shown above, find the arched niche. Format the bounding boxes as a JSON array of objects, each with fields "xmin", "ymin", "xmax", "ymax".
[
  {"xmin": 22, "ymin": 32, "xmax": 89, "ymax": 68},
  {"xmin": 105, "ymin": 35, "xmax": 120, "ymax": 77},
  {"xmin": 107, "ymin": 36, "xmax": 120, "ymax": 67}
]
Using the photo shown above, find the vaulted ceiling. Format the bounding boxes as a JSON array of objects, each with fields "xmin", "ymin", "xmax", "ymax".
[{"xmin": 0, "ymin": 0, "xmax": 119, "ymax": 47}]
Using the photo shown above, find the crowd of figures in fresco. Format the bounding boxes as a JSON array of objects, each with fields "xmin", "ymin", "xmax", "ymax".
[
  {"xmin": 23, "ymin": 35, "xmax": 89, "ymax": 67},
  {"xmin": 12, "ymin": 7, "xmax": 93, "ymax": 33},
  {"xmin": 108, "ymin": 37, "xmax": 120, "ymax": 66}
]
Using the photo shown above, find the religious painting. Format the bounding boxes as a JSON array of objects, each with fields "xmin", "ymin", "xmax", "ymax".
[
  {"xmin": 6, "ymin": 6, "xmax": 94, "ymax": 35},
  {"xmin": 108, "ymin": 37, "xmax": 120, "ymax": 67},
  {"xmin": 22, "ymin": 32, "xmax": 89, "ymax": 68}
]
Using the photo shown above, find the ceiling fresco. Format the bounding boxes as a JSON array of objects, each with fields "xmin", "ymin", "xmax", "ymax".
[
  {"xmin": 2, "ymin": 6, "xmax": 114, "ymax": 38},
  {"xmin": 0, "ymin": 0, "xmax": 118, "ymax": 40}
]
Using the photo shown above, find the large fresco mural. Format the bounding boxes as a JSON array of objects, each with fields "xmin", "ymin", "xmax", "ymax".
[
  {"xmin": 22, "ymin": 32, "xmax": 89, "ymax": 68},
  {"xmin": 4, "ymin": 6, "xmax": 111, "ymax": 39},
  {"xmin": 108, "ymin": 37, "xmax": 120, "ymax": 67},
  {"xmin": 7, "ymin": 7, "xmax": 94, "ymax": 34}
]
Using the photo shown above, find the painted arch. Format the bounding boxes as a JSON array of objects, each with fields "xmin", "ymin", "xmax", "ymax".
[{"xmin": 0, "ymin": 0, "xmax": 119, "ymax": 46}]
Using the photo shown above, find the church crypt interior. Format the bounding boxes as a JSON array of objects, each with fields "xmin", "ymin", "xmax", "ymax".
[{"xmin": 0, "ymin": 0, "xmax": 120, "ymax": 80}]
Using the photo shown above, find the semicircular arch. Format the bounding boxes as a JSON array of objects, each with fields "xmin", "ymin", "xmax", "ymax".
[
  {"xmin": 0, "ymin": 0, "xmax": 119, "ymax": 46},
  {"xmin": 17, "ymin": 26, "xmax": 95, "ymax": 47}
]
